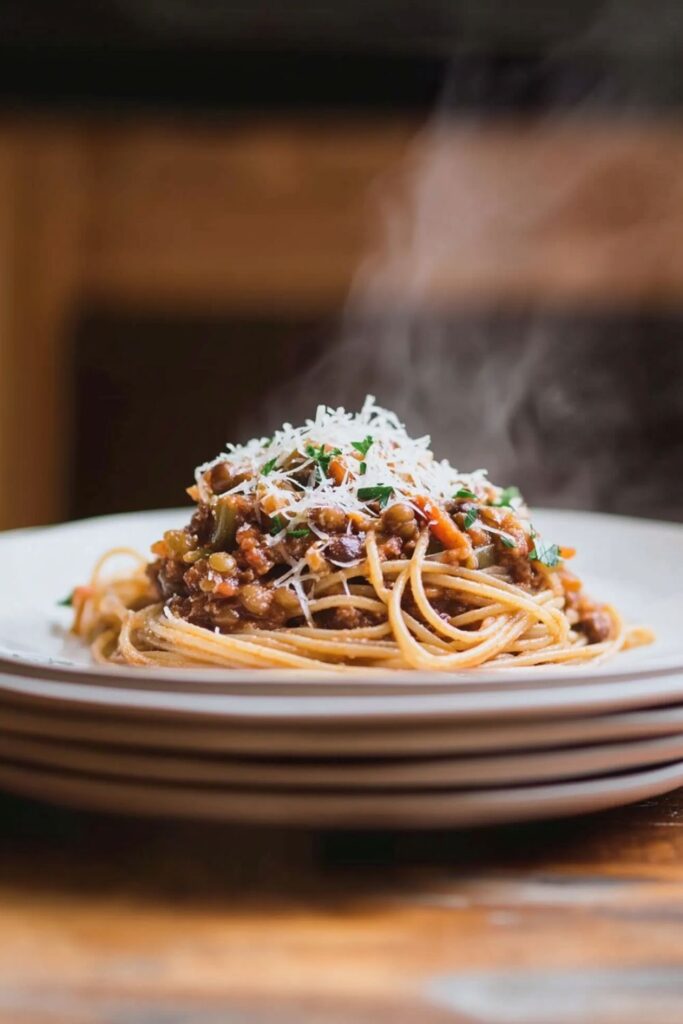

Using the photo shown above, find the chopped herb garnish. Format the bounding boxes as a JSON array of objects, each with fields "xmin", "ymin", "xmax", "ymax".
[
  {"xmin": 57, "ymin": 591, "xmax": 74, "ymax": 607},
  {"xmin": 500, "ymin": 533, "xmax": 516, "ymax": 549},
  {"xmin": 351, "ymin": 435, "xmax": 374, "ymax": 458},
  {"xmin": 455, "ymin": 487, "xmax": 477, "ymax": 500},
  {"xmin": 270, "ymin": 514, "xmax": 286, "ymax": 535},
  {"xmin": 359, "ymin": 461, "xmax": 367, "ymax": 475},
  {"xmin": 463, "ymin": 508, "xmax": 478, "ymax": 530},
  {"xmin": 305, "ymin": 444, "xmax": 342, "ymax": 481},
  {"xmin": 288, "ymin": 527, "xmax": 311, "ymax": 538},
  {"xmin": 530, "ymin": 540, "xmax": 561, "ymax": 567},
  {"xmin": 262, "ymin": 457, "xmax": 278, "ymax": 476},
  {"xmin": 491, "ymin": 485, "xmax": 521, "ymax": 508},
  {"xmin": 358, "ymin": 484, "xmax": 394, "ymax": 508}
]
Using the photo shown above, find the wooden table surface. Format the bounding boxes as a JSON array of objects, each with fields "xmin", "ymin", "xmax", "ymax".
[{"xmin": 2, "ymin": 790, "xmax": 683, "ymax": 1024}]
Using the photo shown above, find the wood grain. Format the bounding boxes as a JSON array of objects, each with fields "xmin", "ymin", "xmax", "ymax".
[
  {"xmin": 1, "ymin": 790, "xmax": 683, "ymax": 1023},
  {"xmin": 0, "ymin": 124, "xmax": 85, "ymax": 529},
  {"xmin": 82, "ymin": 118, "xmax": 683, "ymax": 311},
  {"xmin": 83, "ymin": 117, "xmax": 415, "ymax": 313}
]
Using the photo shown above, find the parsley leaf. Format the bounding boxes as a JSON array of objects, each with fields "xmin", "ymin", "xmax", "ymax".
[
  {"xmin": 305, "ymin": 444, "xmax": 342, "ymax": 481},
  {"xmin": 463, "ymin": 508, "xmax": 478, "ymax": 530},
  {"xmin": 288, "ymin": 527, "xmax": 311, "ymax": 538},
  {"xmin": 529, "ymin": 540, "xmax": 561, "ymax": 567},
  {"xmin": 270, "ymin": 515, "xmax": 286, "ymax": 536},
  {"xmin": 359, "ymin": 462, "xmax": 367, "ymax": 475},
  {"xmin": 500, "ymin": 533, "xmax": 516, "ymax": 549},
  {"xmin": 455, "ymin": 487, "xmax": 477, "ymax": 500},
  {"xmin": 57, "ymin": 591, "xmax": 74, "ymax": 607},
  {"xmin": 351, "ymin": 435, "xmax": 374, "ymax": 458},
  {"xmin": 358, "ymin": 484, "xmax": 394, "ymax": 508},
  {"xmin": 491, "ymin": 485, "xmax": 521, "ymax": 508},
  {"xmin": 262, "ymin": 457, "xmax": 278, "ymax": 476}
]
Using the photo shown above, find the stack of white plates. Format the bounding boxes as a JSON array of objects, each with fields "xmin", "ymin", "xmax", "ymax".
[{"xmin": 0, "ymin": 508, "xmax": 681, "ymax": 828}]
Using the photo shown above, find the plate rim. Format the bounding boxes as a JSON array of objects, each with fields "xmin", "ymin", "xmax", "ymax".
[
  {"xmin": 0, "ymin": 754, "xmax": 682, "ymax": 827},
  {"xmin": 4, "ymin": 727, "xmax": 683, "ymax": 790},
  {"xmin": 3, "ymin": 698, "xmax": 683, "ymax": 756},
  {"xmin": 1, "ymin": 665, "xmax": 683, "ymax": 721}
]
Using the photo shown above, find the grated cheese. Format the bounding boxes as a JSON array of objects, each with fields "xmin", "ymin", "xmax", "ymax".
[{"xmin": 196, "ymin": 395, "xmax": 489, "ymax": 523}]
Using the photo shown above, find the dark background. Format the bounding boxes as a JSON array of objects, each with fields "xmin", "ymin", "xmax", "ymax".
[{"xmin": 4, "ymin": 1, "xmax": 683, "ymax": 111}]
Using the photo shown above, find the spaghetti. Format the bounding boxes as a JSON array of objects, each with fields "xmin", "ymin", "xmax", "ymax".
[{"xmin": 70, "ymin": 397, "xmax": 652, "ymax": 671}]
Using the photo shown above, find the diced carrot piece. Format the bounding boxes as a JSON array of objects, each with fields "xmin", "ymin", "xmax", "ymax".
[
  {"xmin": 413, "ymin": 496, "xmax": 472, "ymax": 559},
  {"xmin": 560, "ymin": 546, "xmax": 576, "ymax": 560},
  {"xmin": 261, "ymin": 492, "xmax": 286, "ymax": 515},
  {"xmin": 214, "ymin": 581, "xmax": 238, "ymax": 599},
  {"xmin": 560, "ymin": 569, "xmax": 582, "ymax": 591},
  {"xmin": 328, "ymin": 457, "xmax": 348, "ymax": 486}
]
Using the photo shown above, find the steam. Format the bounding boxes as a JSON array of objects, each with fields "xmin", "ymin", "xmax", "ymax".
[{"xmin": 243, "ymin": 60, "xmax": 683, "ymax": 521}]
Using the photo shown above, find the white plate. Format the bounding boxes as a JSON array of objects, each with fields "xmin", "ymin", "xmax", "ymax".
[
  {"xmin": 4, "ymin": 699, "xmax": 683, "ymax": 756},
  {"xmin": 0, "ymin": 757, "xmax": 682, "ymax": 827},
  {"xmin": 4, "ymin": 729, "xmax": 683, "ymax": 789},
  {"xmin": 2, "ymin": 666, "xmax": 683, "ymax": 722},
  {"xmin": 0, "ymin": 508, "xmax": 680, "ymax": 694}
]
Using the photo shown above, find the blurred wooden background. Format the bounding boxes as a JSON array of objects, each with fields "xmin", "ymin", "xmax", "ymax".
[{"xmin": 2, "ymin": 114, "xmax": 683, "ymax": 529}]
